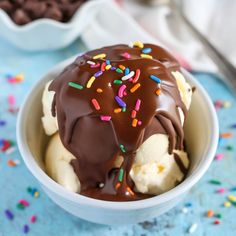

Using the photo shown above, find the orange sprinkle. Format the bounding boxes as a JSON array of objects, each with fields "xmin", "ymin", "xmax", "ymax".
[
  {"xmin": 131, "ymin": 110, "xmax": 137, "ymax": 118},
  {"xmin": 119, "ymin": 65, "xmax": 126, "ymax": 71},
  {"xmin": 7, "ymin": 159, "xmax": 16, "ymax": 167},
  {"xmin": 220, "ymin": 132, "xmax": 233, "ymax": 138},
  {"xmin": 132, "ymin": 119, "xmax": 138, "ymax": 127},
  {"xmin": 127, "ymin": 187, "xmax": 135, "ymax": 196},
  {"xmin": 96, "ymin": 88, "xmax": 103, "ymax": 93},
  {"xmin": 91, "ymin": 99, "xmax": 100, "ymax": 110},
  {"xmin": 206, "ymin": 209, "xmax": 214, "ymax": 218},
  {"xmin": 156, "ymin": 89, "xmax": 161, "ymax": 96},
  {"xmin": 114, "ymin": 108, "xmax": 122, "ymax": 113},
  {"xmin": 115, "ymin": 183, "xmax": 121, "ymax": 190},
  {"xmin": 130, "ymin": 83, "xmax": 141, "ymax": 93}
]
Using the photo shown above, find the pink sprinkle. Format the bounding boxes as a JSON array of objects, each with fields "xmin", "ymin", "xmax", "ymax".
[
  {"xmin": 216, "ymin": 188, "xmax": 225, "ymax": 194},
  {"xmin": 100, "ymin": 116, "xmax": 111, "ymax": 121},
  {"xmin": 214, "ymin": 100, "xmax": 223, "ymax": 109},
  {"xmin": 121, "ymin": 52, "xmax": 131, "ymax": 59},
  {"xmin": 91, "ymin": 63, "xmax": 100, "ymax": 68},
  {"xmin": 30, "ymin": 215, "xmax": 37, "ymax": 223},
  {"xmin": 19, "ymin": 199, "xmax": 29, "ymax": 207},
  {"xmin": 135, "ymin": 99, "xmax": 141, "ymax": 111},
  {"xmin": 129, "ymin": 78, "xmax": 133, "ymax": 82},
  {"xmin": 124, "ymin": 91, "xmax": 127, "ymax": 96},
  {"xmin": 138, "ymin": 121, "xmax": 142, "ymax": 126},
  {"xmin": 215, "ymin": 153, "xmax": 224, "ymax": 161},
  {"xmin": 8, "ymin": 95, "xmax": 15, "ymax": 107},
  {"xmin": 118, "ymin": 85, "xmax": 126, "ymax": 98}
]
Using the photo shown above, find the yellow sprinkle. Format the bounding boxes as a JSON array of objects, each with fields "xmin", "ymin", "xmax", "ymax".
[
  {"xmin": 133, "ymin": 41, "xmax": 144, "ymax": 49},
  {"xmin": 86, "ymin": 76, "xmax": 96, "ymax": 88},
  {"xmin": 156, "ymin": 89, "xmax": 161, "ymax": 96},
  {"xmin": 93, "ymin": 53, "xmax": 106, "ymax": 60},
  {"xmin": 158, "ymin": 165, "xmax": 165, "ymax": 173},
  {"xmin": 96, "ymin": 88, "xmax": 103, "ymax": 93},
  {"xmin": 141, "ymin": 54, "xmax": 153, "ymax": 59},
  {"xmin": 34, "ymin": 191, "xmax": 39, "ymax": 198},
  {"xmin": 132, "ymin": 119, "xmax": 138, "ymax": 127},
  {"xmin": 119, "ymin": 65, "xmax": 126, "ymax": 70},
  {"xmin": 114, "ymin": 108, "xmax": 122, "ymax": 113},
  {"xmin": 224, "ymin": 201, "xmax": 231, "ymax": 207},
  {"xmin": 130, "ymin": 83, "xmax": 141, "ymax": 93},
  {"xmin": 223, "ymin": 101, "xmax": 231, "ymax": 108},
  {"xmin": 228, "ymin": 194, "xmax": 236, "ymax": 202},
  {"xmin": 105, "ymin": 65, "xmax": 112, "ymax": 70}
]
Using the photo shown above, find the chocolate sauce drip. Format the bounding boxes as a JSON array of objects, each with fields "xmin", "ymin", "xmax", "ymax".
[
  {"xmin": 49, "ymin": 44, "xmax": 188, "ymax": 201},
  {"xmin": 174, "ymin": 153, "xmax": 188, "ymax": 177}
]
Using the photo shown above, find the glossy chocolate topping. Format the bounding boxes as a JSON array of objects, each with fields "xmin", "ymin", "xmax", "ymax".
[{"xmin": 49, "ymin": 43, "xmax": 188, "ymax": 201}]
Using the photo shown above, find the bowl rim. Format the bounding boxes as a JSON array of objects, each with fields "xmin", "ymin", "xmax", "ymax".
[
  {"xmin": 0, "ymin": 0, "xmax": 106, "ymax": 31},
  {"xmin": 16, "ymin": 56, "xmax": 219, "ymax": 210}
]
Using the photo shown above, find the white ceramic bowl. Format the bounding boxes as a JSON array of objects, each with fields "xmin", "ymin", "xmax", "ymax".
[
  {"xmin": 17, "ymin": 56, "xmax": 219, "ymax": 225},
  {"xmin": 0, "ymin": 0, "xmax": 106, "ymax": 51}
]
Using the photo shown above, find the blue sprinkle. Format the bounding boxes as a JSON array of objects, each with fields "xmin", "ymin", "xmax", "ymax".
[
  {"xmin": 0, "ymin": 120, "xmax": 6, "ymax": 126},
  {"xmin": 106, "ymin": 60, "xmax": 110, "ymax": 65},
  {"xmin": 115, "ymin": 96, "xmax": 126, "ymax": 108},
  {"xmin": 142, "ymin": 48, "xmax": 152, "ymax": 54},
  {"xmin": 23, "ymin": 224, "xmax": 29, "ymax": 234},
  {"xmin": 185, "ymin": 202, "xmax": 192, "ymax": 208},
  {"xmin": 231, "ymin": 124, "xmax": 236, "ymax": 128},
  {"xmin": 125, "ymin": 67, "xmax": 130, "ymax": 75},
  {"xmin": 150, "ymin": 75, "xmax": 161, "ymax": 84},
  {"xmin": 5, "ymin": 209, "xmax": 14, "ymax": 220},
  {"xmin": 94, "ymin": 71, "xmax": 103, "ymax": 77},
  {"xmin": 230, "ymin": 187, "xmax": 236, "ymax": 191}
]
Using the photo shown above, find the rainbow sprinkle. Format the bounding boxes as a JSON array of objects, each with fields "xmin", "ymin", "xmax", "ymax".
[
  {"xmin": 141, "ymin": 54, "xmax": 153, "ymax": 59},
  {"xmin": 120, "ymin": 144, "xmax": 126, "ymax": 153},
  {"xmin": 91, "ymin": 99, "xmax": 100, "ymax": 110},
  {"xmin": 86, "ymin": 76, "xmax": 96, "ymax": 88},
  {"xmin": 121, "ymin": 71, "xmax": 135, "ymax": 81},
  {"xmin": 135, "ymin": 99, "xmax": 141, "ymax": 111},
  {"xmin": 100, "ymin": 116, "xmax": 111, "ymax": 121},
  {"xmin": 142, "ymin": 48, "xmax": 152, "ymax": 54},
  {"xmin": 93, "ymin": 53, "xmax": 106, "ymax": 59},
  {"xmin": 133, "ymin": 69, "xmax": 140, "ymax": 83},
  {"xmin": 121, "ymin": 52, "xmax": 131, "ymax": 59},
  {"xmin": 132, "ymin": 41, "xmax": 144, "ymax": 49},
  {"xmin": 68, "ymin": 82, "xmax": 83, "ymax": 90},
  {"xmin": 150, "ymin": 75, "xmax": 161, "ymax": 84},
  {"xmin": 130, "ymin": 83, "xmax": 141, "ymax": 93},
  {"xmin": 118, "ymin": 85, "xmax": 126, "ymax": 98},
  {"xmin": 115, "ymin": 96, "xmax": 126, "ymax": 108},
  {"xmin": 118, "ymin": 168, "xmax": 124, "ymax": 182}
]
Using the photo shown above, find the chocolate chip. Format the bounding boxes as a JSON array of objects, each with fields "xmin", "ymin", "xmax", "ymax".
[
  {"xmin": 0, "ymin": 1, "xmax": 13, "ymax": 13},
  {"xmin": 23, "ymin": 2, "xmax": 47, "ymax": 19},
  {"xmin": 12, "ymin": 9, "xmax": 31, "ymax": 25},
  {"xmin": 44, "ymin": 6, "xmax": 63, "ymax": 21}
]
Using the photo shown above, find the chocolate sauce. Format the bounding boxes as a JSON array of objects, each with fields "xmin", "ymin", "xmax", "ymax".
[{"xmin": 49, "ymin": 44, "xmax": 188, "ymax": 201}]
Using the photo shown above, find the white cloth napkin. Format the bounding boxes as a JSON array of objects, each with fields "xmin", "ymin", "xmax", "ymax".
[{"xmin": 82, "ymin": 0, "xmax": 236, "ymax": 72}]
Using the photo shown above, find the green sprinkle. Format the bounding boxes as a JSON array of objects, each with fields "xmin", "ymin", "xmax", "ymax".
[
  {"xmin": 113, "ymin": 80, "xmax": 123, "ymax": 85},
  {"xmin": 122, "ymin": 107, "xmax": 126, "ymax": 112},
  {"xmin": 215, "ymin": 213, "xmax": 222, "ymax": 218},
  {"xmin": 116, "ymin": 68, "xmax": 123, "ymax": 74},
  {"xmin": 68, "ymin": 82, "xmax": 83, "ymax": 90},
  {"xmin": 118, "ymin": 168, "xmax": 124, "ymax": 182},
  {"xmin": 120, "ymin": 144, "xmax": 126, "ymax": 153},
  {"xmin": 226, "ymin": 145, "xmax": 233, "ymax": 151},
  {"xmin": 17, "ymin": 203, "xmax": 25, "ymax": 210},
  {"xmin": 27, "ymin": 187, "xmax": 32, "ymax": 193},
  {"xmin": 209, "ymin": 180, "xmax": 221, "ymax": 185}
]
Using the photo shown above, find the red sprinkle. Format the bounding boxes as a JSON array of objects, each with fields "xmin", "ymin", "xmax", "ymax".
[
  {"xmin": 133, "ymin": 69, "xmax": 140, "ymax": 83},
  {"xmin": 131, "ymin": 110, "xmax": 137, "ymax": 118},
  {"xmin": 30, "ymin": 215, "xmax": 37, "ymax": 223},
  {"xmin": 91, "ymin": 99, "xmax": 100, "ymax": 110},
  {"xmin": 214, "ymin": 220, "xmax": 220, "ymax": 225},
  {"xmin": 101, "ymin": 62, "xmax": 106, "ymax": 71}
]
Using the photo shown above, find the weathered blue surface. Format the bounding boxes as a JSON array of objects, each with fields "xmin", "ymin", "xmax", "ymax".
[{"xmin": 0, "ymin": 37, "xmax": 236, "ymax": 236}]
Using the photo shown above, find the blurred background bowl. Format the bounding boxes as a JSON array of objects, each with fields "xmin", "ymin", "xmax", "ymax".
[{"xmin": 0, "ymin": 0, "xmax": 106, "ymax": 51}]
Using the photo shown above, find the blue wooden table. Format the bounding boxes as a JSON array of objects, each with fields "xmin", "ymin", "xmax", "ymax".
[{"xmin": 0, "ymin": 37, "xmax": 236, "ymax": 236}]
